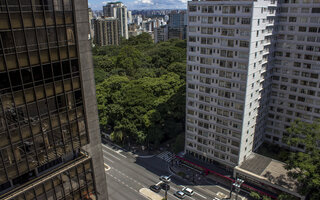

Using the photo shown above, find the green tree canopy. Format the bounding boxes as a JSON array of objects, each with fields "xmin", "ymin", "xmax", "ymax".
[{"xmin": 285, "ymin": 120, "xmax": 320, "ymax": 199}]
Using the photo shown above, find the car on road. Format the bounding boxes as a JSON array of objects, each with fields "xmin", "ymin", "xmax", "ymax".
[
  {"xmin": 174, "ymin": 191, "xmax": 186, "ymax": 199},
  {"xmin": 213, "ymin": 197, "xmax": 221, "ymax": 200},
  {"xmin": 182, "ymin": 187, "xmax": 194, "ymax": 196},
  {"xmin": 160, "ymin": 182, "xmax": 170, "ymax": 191},
  {"xmin": 159, "ymin": 175, "xmax": 171, "ymax": 183},
  {"xmin": 149, "ymin": 185, "xmax": 161, "ymax": 193}
]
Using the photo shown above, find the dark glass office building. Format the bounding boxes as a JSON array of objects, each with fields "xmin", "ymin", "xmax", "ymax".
[{"xmin": 0, "ymin": 0, "xmax": 108, "ymax": 199}]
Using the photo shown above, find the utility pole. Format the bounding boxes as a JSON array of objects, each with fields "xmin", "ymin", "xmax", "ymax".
[{"xmin": 229, "ymin": 178, "xmax": 244, "ymax": 200}]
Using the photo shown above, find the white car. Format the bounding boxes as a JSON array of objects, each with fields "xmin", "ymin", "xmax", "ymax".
[
  {"xmin": 159, "ymin": 175, "xmax": 171, "ymax": 183},
  {"xmin": 182, "ymin": 187, "xmax": 194, "ymax": 196}
]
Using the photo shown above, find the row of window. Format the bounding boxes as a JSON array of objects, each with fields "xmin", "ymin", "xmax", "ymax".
[{"xmin": 189, "ymin": 5, "xmax": 252, "ymax": 14}]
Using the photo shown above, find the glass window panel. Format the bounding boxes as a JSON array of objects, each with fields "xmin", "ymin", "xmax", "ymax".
[
  {"xmin": 22, "ymin": 12, "xmax": 34, "ymax": 28},
  {"xmin": 25, "ymin": 30, "xmax": 37, "ymax": 51},
  {"xmin": 55, "ymin": 81, "xmax": 64, "ymax": 94},
  {"xmin": 35, "ymin": 184, "xmax": 45, "ymax": 196},
  {"xmin": 25, "ymin": 88, "xmax": 35, "ymax": 103},
  {"xmin": 34, "ymin": 12, "xmax": 45, "ymax": 27},
  {"xmin": 45, "ymin": 83, "xmax": 54, "ymax": 97},
  {"xmin": 29, "ymin": 51, "xmax": 40, "ymax": 66},
  {"xmin": 50, "ymin": 48, "xmax": 59, "ymax": 62},
  {"xmin": 45, "ymin": 11, "xmax": 55, "ymax": 26},
  {"xmin": 1, "ymin": 32, "xmax": 14, "ymax": 54},
  {"xmin": 65, "ymin": 12, "xmax": 73, "ymax": 24},
  {"xmin": 10, "ymin": 13, "xmax": 23, "ymax": 29},
  {"xmin": 20, "ymin": 0, "xmax": 32, "ymax": 11},
  {"xmin": 0, "ymin": 14, "xmax": 10, "ymax": 30},
  {"xmin": 40, "ymin": 49, "xmax": 50, "ymax": 63},
  {"xmin": 55, "ymin": 12, "xmax": 64, "ymax": 25},
  {"xmin": 0, "ymin": 56, "xmax": 5, "ymax": 71},
  {"xmin": 25, "ymin": 190, "xmax": 35, "ymax": 200},
  {"xmin": 44, "ymin": 179, "xmax": 53, "ymax": 191},
  {"xmin": 18, "ymin": 53, "xmax": 29, "ymax": 67},
  {"xmin": 47, "ymin": 28, "xmax": 58, "ymax": 48},
  {"xmin": 72, "ymin": 77, "xmax": 80, "ymax": 89},
  {"xmin": 35, "ymin": 85, "xmax": 45, "ymax": 100},
  {"xmin": 60, "ymin": 47, "xmax": 68, "ymax": 60},
  {"xmin": 37, "ymin": 29, "xmax": 48, "ymax": 49},
  {"xmin": 21, "ymin": 126, "xmax": 32, "ymax": 139},
  {"xmin": 6, "ymin": 54, "xmax": 18, "ymax": 70},
  {"xmin": 69, "ymin": 46, "xmax": 76, "ymax": 58},
  {"xmin": 14, "ymin": 91, "xmax": 25, "ymax": 106}
]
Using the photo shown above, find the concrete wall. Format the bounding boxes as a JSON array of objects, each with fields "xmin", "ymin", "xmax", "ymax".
[{"xmin": 74, "ymin": 1, "xmax": 109, "ymax": 199}]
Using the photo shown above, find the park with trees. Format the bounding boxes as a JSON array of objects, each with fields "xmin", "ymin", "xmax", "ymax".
[{"xmin": 94, "ymin": 33, "xmax": 186, "ymax": 149}]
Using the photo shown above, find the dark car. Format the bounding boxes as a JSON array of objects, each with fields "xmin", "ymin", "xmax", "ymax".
[
  {"xmin": 160, "ymin": 183, "xmax": 170, "ymax": 191},
  {"xmin": 149, "ymin": 185, "xmax": 161, "ymax": 193}
]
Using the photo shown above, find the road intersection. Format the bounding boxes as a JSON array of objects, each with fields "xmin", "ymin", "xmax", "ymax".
[{"xmin": 102, "ymin": 142, "xmax": 246, "ymax": 200}]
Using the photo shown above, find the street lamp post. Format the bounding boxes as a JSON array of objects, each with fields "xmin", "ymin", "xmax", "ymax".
[{"xmin": 229, "ymin": 178, "xmax": 244, "ymax": 200}]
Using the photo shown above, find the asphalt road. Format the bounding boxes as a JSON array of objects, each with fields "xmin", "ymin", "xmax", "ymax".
[{"xmin": 102, "ymin": 142, "xmax": 242, "ymax": 200}]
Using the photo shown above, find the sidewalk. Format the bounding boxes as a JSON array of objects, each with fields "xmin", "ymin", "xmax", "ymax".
[{"xmin": 139, "ymin": 188, "xmax": 163, "ymax": 200}]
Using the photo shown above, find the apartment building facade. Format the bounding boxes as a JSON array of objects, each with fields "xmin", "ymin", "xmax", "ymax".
[
  {"xmin": 186, "ymin": 0, "xmax": 277, "ymax": 170},
  {"xmin": 0, "ymin": 0, "xmax": 108, "ymax": 199},
  {"xmin": 265, "ymin": 0, "xmax": 320, "ymax": 150},
  {"xmin": 103, "ymin": 2, "xmax": 129, "ymax": 39},
  {"xmin": 94, "ymin": 17, "xmax": 121, "ymax": 46},
  {"xmin": 186, "ymin": 0, "xmax": 320, "ymax": 168}
]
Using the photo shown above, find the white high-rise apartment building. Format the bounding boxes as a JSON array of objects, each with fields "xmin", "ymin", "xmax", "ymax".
[
  {"xmin": 103, "ymin": 2, "xmax": 129, "ymax": 39},
  {"xmin": 185, "ymin": 0, "xmax": 320, "ymax": 170},
  {"xmin": 265, "ymin": 1, "xmax": 320, "ymax": 150}
]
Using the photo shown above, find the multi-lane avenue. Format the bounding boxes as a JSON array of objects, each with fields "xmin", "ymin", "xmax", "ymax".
[{"xmin": 102, "ymin": 142, "xmax": 246, "ymax": 200}]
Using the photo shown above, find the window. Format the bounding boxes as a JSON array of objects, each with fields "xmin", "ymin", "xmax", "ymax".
[
  {"xmin": 241, "ymin": 18, "xmax": 251, "ymax": 24},
  {"xmin": 189, "ymin": 6, "xmax": 197, "ymax": 12},
  {"xmin": 312, "ymin": 8, "xmax": 320, "ymax": 13}
]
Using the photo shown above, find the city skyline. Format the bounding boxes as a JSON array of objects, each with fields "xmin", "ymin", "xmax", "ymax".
[{"xmin": 89, "ymin": 0, "xmax": 188, "ymax": 10}]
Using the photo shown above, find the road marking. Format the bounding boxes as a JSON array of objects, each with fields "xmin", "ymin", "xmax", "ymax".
[
  {"xmin": 103, "ymin": 155, "xmax": 114, "ymax": 163},
  {"xmin": 102, "ymin": 144, "xmax": 127, "ymax": 158},
  {"xmin": 194, "ymin": 191, "xmax": 207, "ymax": 199},
  {"xmin": 102, "ymin": 149, "xmax": 121, "ymax": 160},
  {"xmin": 104, "ymin": 163, "xmax": 111, "ymax": 171}
]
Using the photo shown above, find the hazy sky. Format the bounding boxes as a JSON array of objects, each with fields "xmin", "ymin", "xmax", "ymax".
[{"xmin": 88, "ymin": 0, "xmax": 188, "ymax": 10}]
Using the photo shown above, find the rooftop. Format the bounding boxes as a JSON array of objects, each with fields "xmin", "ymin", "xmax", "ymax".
[{"xmin": 236, "ymin": 153, "xmax": 300, "ymax": 194}]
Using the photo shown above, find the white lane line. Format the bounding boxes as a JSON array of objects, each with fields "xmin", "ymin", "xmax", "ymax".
[
  {"xmin": 194, "ymin": 191, "xmax": 207, "ymax": 199},
  {"xmin": 102, "ymin": 144, "xmax": 127, "ymax": 158},
  {"xmin": 102, "ymin": 149, "xmax": 121, "ymax": 160},
  {"xmin": 103, "ymin": 156, "xmax": 114, "ymax": 163}
]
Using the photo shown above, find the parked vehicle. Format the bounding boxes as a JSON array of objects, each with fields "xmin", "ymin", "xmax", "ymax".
[
  {"xmin": 174, "ymin": 191, "xmax": 185, "ymax": 199},
  {"xmin": 149, "ymin": 185, "xmax": 161, "ymax": 193},
  {"xmin": 159, "ymin": 175, "xmax": 171, "ymax": 183},
  {"xmin": 182, "ymin": 187, "xmax": 194, "ymax": 196}
]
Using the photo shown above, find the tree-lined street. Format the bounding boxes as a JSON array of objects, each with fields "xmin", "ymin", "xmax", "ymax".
[{"xmin": 102, "ymin": 142, "xmax": 246, "ymax": 200}]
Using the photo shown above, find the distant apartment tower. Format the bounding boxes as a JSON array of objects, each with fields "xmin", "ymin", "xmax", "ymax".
[
  {"xmin": 128, "ymin": 10, "xmax": 133, "ymax": 24},
  {"xmin": 0, "ymin": 0, "xmax": 108, "ymax": 199},
  {"xmin": 154, "ymin": 25, "xmax": 168, "ymax": 43},
  {"xmin": 168, "ymin": 11, "xmax": 187, "ymax": 40},
  {"xmin": 88, "ymin": 8, "xmax": 95, "ymax": 43},
  {"xmin": 103, "ymin": 2, "xmax": 129, "ymax": 39},
  {"xmin": 94, "ymin": 17, "xmax": 121, "ymax": 46},
  {"xmin": 185, "ymin": 0, "xmax": 276, "ymax": 170},
  {"xmin": 186, "ymin": 0, "xmax": 320, "ymax": 169}
]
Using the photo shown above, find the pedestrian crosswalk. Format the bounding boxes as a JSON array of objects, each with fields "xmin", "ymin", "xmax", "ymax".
[{"xmin": 156, "ymin": 151, "xmax": 176, "ymax": 163}]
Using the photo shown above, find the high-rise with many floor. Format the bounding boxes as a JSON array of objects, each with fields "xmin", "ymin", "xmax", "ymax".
[
  {"xmin": 103, "ymin": 2, "xmax": 128, "ymax": 39},
  {"xmin": 0, "ymin": 0, "xmax": 108, "ymax": 199},
  {"xmin": 185, "ymin": 0, "xmax": 320, "ymax": 170},
  {"xmin": 94, "ymin": 17, "xmax": 121, "ymax": 46}
]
